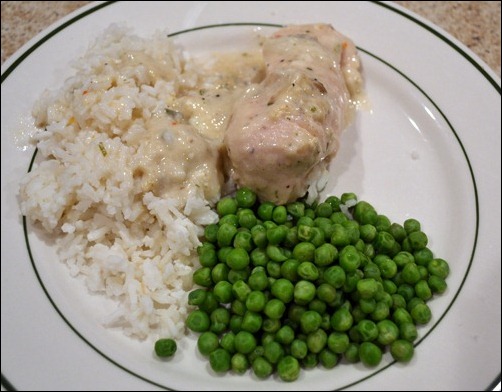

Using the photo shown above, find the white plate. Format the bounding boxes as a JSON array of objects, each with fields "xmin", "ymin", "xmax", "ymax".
[{"xmin": 1, "ymin": 1, "xmax": 500, "ymax": 391}]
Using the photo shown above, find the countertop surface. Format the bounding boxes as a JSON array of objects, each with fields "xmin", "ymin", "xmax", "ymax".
[{"xmin": 1, "ymin": 1, "xmax": 501, "ymax": 77}]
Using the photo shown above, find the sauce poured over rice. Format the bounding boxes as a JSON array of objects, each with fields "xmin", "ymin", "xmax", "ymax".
[{"xmin": 19, "ymin": 25, "xmax": 263, "ymax": 339}]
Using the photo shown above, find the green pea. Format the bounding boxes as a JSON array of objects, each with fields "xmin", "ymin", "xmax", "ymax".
[
  {"xmin": 410, "ymin": 303, "xmax": 432, "ymax": 324},
  {"xmin": 236, "ymin": 187, "xmax": 256, "ymax": 208},
  {"xmin": 204, "ymin": 224, "xmax": 219, "ymax": 243},
  {"xmin": 375, "ymin": 215, "xmax": 391, "ymax": 232},
  {"xmin": 391, "ymin": 293, "xmax": 407, "ymax": 309},
  {"xmin": 266, "ymin": 261, "xmax": 282, "ymax": 278},
  {"xmin": 300, "ymin": 310, "xmax": 323, "ymax": 334},
  {"xmin": 292, "ymin": 242, "xmax": 316, "ymax": 262},
  {"xmin": 390, "ymin": 339, "xmax": 414, "ymax": 362},
  {"xmin": 217, "ymin": 197, "xmax": 238, "ymax": 216},
  {"xmin": 397, "ymin": 283, "xmax": 415, "ymax": 302},
  {"xmin": 330, "ymin": 307, "xmax": 353, "ymax": 332},
  {"xmin": 428, "ymin": 275, "xmax": 447, "ymax": 294},
  {"xmin": 232, "ymin": 280, "xmax": 251, "ymax": 302},
  {"xmin": 250, "ymin": 248, "xmax": 269, "ymax": 267},
  {"xmin": 248, "ymin": 270, "xmax": 269, "ymax": 291},
  {"xmin": 266, "ymin": 245, "xmax": 288, "ymax": 262},
  {"xmin": 186, "ymin": 310, "xmax": 210, "ymax": 332},
  {"xmin": 267, "ymin": 225, "xmax": 288, "ymax": 245},
  {"xmin": 229, "ymin": 315, "xmax": 243, "ymax": 333},
  {"xmin": 389, "ymin": 223, "xmax": 407, "ymax": 243},
  {"xmin": 263, "ymin": 341, "xmax": 285, "ymax": 364},
  {"xmin": 319, "ymin": 348, "xmax": 338, "ymax": 369},
  {"xmin": 304, "ymin": 208, "xmax": 316, "ymax": 219},
  {"xmin": 188, "ymin": 288, "xmax": 207, "ymax": 306},
  {"xmin": 226, "ymin": 248, "xmax": 250, "ymax": 270},
  {"xmin": 382, "ymin": 279, "xmax": 397, "ymax": 294},
  {"xmin": 376, "ymin": 319, "xmax": 399, "ymax": 345},
  {"xmin": 428, "ymin": 258, "xmax": 450, "ymax": 279},
  {"xmin": 408, "ymin": 231, "xmax": 428, "ymax": 250},
  {"xmin": 309, "ymin": 227, "xmax": 326, "ymax": 247},
  {"xmin": 316, "ymin": 283, "xmax": 337, "ymax": 304},
  {"xmin": 209, "ymin": 348, "xmax": 231, "ymax": 373},
  {"xmin": 302, "ymin": 352, "xmax": 319, "ymax": 368},
  {"xmin": 284, "ymin": 227, "xmax": 299, "ymax": 248},
  {"xmin": 414, "ymin": 247, "xmax": 434, "ymax": 266},
  {"xmin": 198, "ymin": 244, "xmax": 218, "ymax": 267},
  {"xmin": 252, "ymin": 357, "xmax": 273, "ymax": 379},
  {"xmin": 414, "ymin": 280, "xmax": 432, "ymax": 301},
  {"xmin": 339, "ymin": 245, "xmax": 361, "ymax": 272},
  {"xmin": 326, "ymin": 332, "xmax": 349, "ymax": 354},
  {"xmin": 231, "ymin": 352, "xmax": 249, "ymax": 374},
  {"xmin": 257, "ymin": 201, "xmax": 275, "ymax": 221},
  {"xmin": 219, "ymin": 214, "xmax": 238, "ymax": 227},
  {"xmin": 277, "ymin": 356, "xmax": 300, "ymax": 382},
  {"xmin": 193, "ymin": 267, "xmax": 212, "ymax": 287},
  {"xmin": 359, "ymin": 342, "xmax": 382, "ymax": 367},
  {"xmin": 344, "ymin": 343, "xmax": 360, "ymax": 363},
  {"xmin": 371, "ymin": 301, "xmax": 390, "ymax": 321},
  {"xmin": 234, "ymin": 331, "xmax": 257, "ymax": 354},
  {"xmin": 272, "ymin": 206, "xmax": 288, "ymax": 224},
  {"xmin": 323, "ymin": 265, "xmax": 346, "ymax": 288},
  {"xmin": 399, "ymin": 322, "xmax": 418, "ymax": 342},
  {"xmin": 217, "ymin": 223, "xmax": 238, "ymax": 247},
  {"xmin": 287, "ymin": 201, "xmax": 305, "ymax": 219},
  {"xmin": 211, "ymin": 262, "xmax": 229, "ymax": 283},
  {"xmin": 329, "ymin": 211, "xmax": 347, "ymax": 225},
  {"xmin": 298, "ymin": 216, "xmax": 315, "ymax": 227},
  {"xmin": 353, "ymin": 201, "xmax": 376, "ymax": 224},
  {"xmin": 154, "ymin": 338, "xmax": 177, "ymax": 358},
  {"xmin": 237, "ymin": 208, "xmax": 257, "ymax": 229},
  {"xmin": 297, "ymin": 261, "xmax": 319, "ymax": 281},
  {"xmin": 373, "ymin": 231, "xmax": 395, "ymax": 254},
  {"xmin": 213, "ymin": 280, "xmax": 233, "ymax": 303},
  {"xmin": 360, "ymin": 224, "xmax": 377, "ymax": 243},
  {"xmin": 315, "ymin": 202, "xmax": 333, "ymax": 218},
  {"xmin": 307, "ymin": 328, "xmax": 328, "ymax": 354},
  {"xmin": 343, "ymin": 270, "xmax": 364, "ymax": 293},
  {"xmin": 262, "ymin": 318, "xmax": 281, "ymax": 333},
  {"xmin": 246, "ymin": 291, "xmax": 267, "ymax": 312},
  {"xmin": 393, "ymin": 307, "xmax": 413, "ymax": 325},
  {"xmin": 227, "ymin": 267, "xmax": 250, "ymax": 283},
  {"xmin": 199, "ymin": 291, "xmax": 219, "ymax": 313},
  {"xmin": 330, "ymin": 224, "xmax": 351, "ymax": 247},
  {"xmin": 308, "ymin": 298, "xmax": 327, "ymax": 315},
  {"xmin": 404, "ymin": 218, "xmax": 421, "ymax": 234},
  {"xmin": 357, "ymin": 319, "xmax": 378, "ymax": 342},
  {"xmin": 251, "ymin": 225, "xmax": 268, "ymax": 249},
  {"xmin": 281, "ymin": 259, "xmax": 300, "ymax": 281},
  {"xmin": 378, "ymin": 257, "xmax": 398, "ymax": 279},
  {"xmin": 220, "ymin": 332, "xmax": 236, "ymax": 354},
  {"xmin": 402, "ymin": 263, "xmax": 421, "ymax": 284},
  {"xmin": 294, "ymin": 280, "xmax": 317, "ymax": 305},
  {"xmin": 210, "ymin": 307, "xmax": 230, "ymax": 334},
  {"xmin": 314, "ymin": 243, "xmax": 338, "ymax": 267},
  {"xmin": 197, "ymin": 331, "xmax": 220, "ymax": 356},
  {"xmin": 275, "ymin": 325, "xmax": 295, "ymax": 345},
  {"xmin": 233, "ymin": 230, "xmax": 253, "ymax": 252},
  {"xmin": 271, "ymin": 278, "xmax": 294, "ymax": 303},
  {"xmin": 290, "ymin": 339, "xmax": 308, "ymax": 359},
  {"xmin": 263, "ymin": 298, "xmax": 286, "ymax": 320},
  {"xmin": 357, "ymin": 278, "xmax": 379, "ymax": 299},
  {"xmin": 241, "ymin": 311, "xmax": 262, "ymax": 333}
]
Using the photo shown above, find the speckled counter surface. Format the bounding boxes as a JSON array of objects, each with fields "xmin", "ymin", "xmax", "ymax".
[{"xmin": 1, "ymin": 1, "xmax": 500, "ymax": 76}]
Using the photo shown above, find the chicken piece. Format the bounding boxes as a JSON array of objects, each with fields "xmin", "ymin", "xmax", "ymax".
[{"xmin": 224, "ymin": 24, "xmax": 363, "ymax": 204}]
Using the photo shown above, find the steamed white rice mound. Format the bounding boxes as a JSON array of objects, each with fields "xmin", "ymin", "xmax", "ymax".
[{"xmin": 19, "ymin": 25, "xmax": 220, "ymax": 340}]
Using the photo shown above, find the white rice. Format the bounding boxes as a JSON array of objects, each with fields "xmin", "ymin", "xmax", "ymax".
[{"xmin": 19, "ymin": 25, "xmax": 220, "ymax": 340}]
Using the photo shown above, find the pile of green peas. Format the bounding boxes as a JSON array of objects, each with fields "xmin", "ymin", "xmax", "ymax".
[{"xmin": 185, "ymin": 188, "xmax": 450, "ymax": 381}]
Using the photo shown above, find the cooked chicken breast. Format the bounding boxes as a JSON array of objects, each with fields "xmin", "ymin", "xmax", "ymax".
[{"xmin": 224, "ymin": 24, "xmax": 363, "ymax": 204}]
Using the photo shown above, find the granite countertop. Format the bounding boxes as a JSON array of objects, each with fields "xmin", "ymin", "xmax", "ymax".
[
  {"xmin": 0, "ymin": 0, "xmax": 501, "ymax": 76},
  {"xmin": 1, "ymin": 1, "xmax": 500, "ymax": 76}
]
